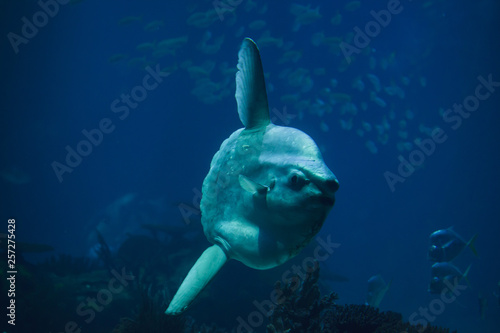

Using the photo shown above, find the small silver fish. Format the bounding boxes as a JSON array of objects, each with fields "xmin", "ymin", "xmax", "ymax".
[
  {"xmin": 428, "ymin": 262, "xmax": 471, "ymax": 294},
  {"xmin": 428, "ymin": 227, "xmax": 478, "ymax": 262},
  {"xmin": 366, "ymin": 274, "xmax": 391, "ymax": 308},
  {"xmin": 143, "ymin": 20, "xmax": 164, "ymax": 32}
]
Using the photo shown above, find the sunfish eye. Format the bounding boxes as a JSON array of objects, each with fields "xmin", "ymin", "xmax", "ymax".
[{"xmin": 289, "ymin": 171, "xmax": 308, "ymax": 189}]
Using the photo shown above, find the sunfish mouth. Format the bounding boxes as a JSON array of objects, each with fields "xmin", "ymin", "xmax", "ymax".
[
  {"xmin": 319, "ymin": 195, "xmax": 335, "ymax": 206},
  {"xmin": 316, "ymin": 178, "xmax": 338, "ymax": 207},
  {"xmin": 308, "ymin": 194, "xmax": 335, "ymax": 207},
  {"xmin": 319, "ymin": 195, "xmax": 335, "ymax": 207}
]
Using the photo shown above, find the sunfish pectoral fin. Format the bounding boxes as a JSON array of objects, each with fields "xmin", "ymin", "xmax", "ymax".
[
  {"xmin": 239, "ymin": 174, "xmax": 268, "ymax": 196},
  {"xmin": 235, "ymin": 38, "xmax": 270, "ymax": 130},
  {"xmin": 165, "ymin": 245, "xmax": 228, "ymax": 315}
]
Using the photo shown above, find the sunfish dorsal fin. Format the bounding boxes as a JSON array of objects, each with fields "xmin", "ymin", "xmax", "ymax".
[{"xmin": 235, "ymin": 38, "xmax": 270, "ymax": 130}]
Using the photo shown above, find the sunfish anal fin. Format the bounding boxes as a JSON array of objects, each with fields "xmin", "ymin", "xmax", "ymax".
[
  {"xmin": 235, "ymin": 38, "xmax": 270, "ymax": 130},
  {"xmin": 165, "ymin": 245, "xmax": 228, "ymax": 315}
]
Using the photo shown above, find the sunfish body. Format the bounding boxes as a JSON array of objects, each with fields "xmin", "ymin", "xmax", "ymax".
[{"xmin": 165, "ymin": 38, "xmax": 339, "ymax": 315}]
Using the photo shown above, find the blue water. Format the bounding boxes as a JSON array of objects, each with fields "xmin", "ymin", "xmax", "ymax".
[{"xmin": 1, "ymin": 0, "xmax": 499, "ymax": 332}]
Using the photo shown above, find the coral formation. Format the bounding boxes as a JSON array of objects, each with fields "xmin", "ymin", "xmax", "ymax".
[
  {"xmin": 3, "ymin": 234, "xmax": 456, "ymax": 333},
  {"xmin": 41, "ymin": 253, "xmax": 100, "ymax": 276},
  {"xmin": 111, "ymin": 286, "xmax": 225, "ymax": 333},
  {"xmin": 111, "ymin": 288, "xmax": 185, "ymax": 333},
  {"xmin": 266, "ymin": 261, "xmax": 455, "ymax": 333}
]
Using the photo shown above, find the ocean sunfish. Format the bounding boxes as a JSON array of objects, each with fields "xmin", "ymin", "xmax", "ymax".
[{"xmin": 165, "ymin": 38, "xmax": 339, "ymax": 315}]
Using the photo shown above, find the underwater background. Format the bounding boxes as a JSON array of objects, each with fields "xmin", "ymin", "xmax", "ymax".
[{"xmin": 1, "ymin": 0, "xmax": 500, "ymax": 332}]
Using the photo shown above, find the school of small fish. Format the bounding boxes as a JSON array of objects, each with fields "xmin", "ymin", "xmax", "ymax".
[{"xmin": 106, "ymin": 1, "xmax": 449, "ymax": 157}]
